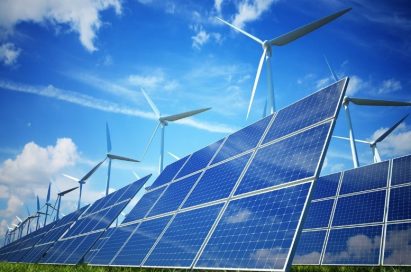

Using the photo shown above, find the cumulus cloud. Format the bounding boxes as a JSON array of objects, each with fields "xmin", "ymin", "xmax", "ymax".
[
  {"xmin": 370, "ymin": 123, "xmax": 411, "ymax": 158},
  {"xmin": 232, "ymin": 0, "xmax": 275, "ymax": 29},
  {"xmin": 225, "ymin": 208, "xmax": 251, "ymax": 223},
  {"xmin": 191, "ymin": 24, "xmax": 222, "ymax": 50},
  {"xmin": 0, "ymin": 0, "xmax": 122, "ymax": 52},
  {"xmin": 0, "ymin": 42, "xmax": 21, "ymax": 66},
  {"xmin": 214, "ymin": 0, "xmax": 224, "ymax": 14},
  {"xmin": 378, "ymin": 79, "xmax": 402, "ymax": 94},
  {"xmin": 128, "ymin": 69, "xmax": 180, "ymax": 91}
]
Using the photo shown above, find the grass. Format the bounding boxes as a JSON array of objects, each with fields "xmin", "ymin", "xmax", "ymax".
[{"xmin": 1, "ymin": 263, "xmax": 411, "ymax": 272}]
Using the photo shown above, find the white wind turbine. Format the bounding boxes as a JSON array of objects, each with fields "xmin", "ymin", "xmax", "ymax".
[
  {"xmin": 167, "ymin": 152, "xmax": 180, "ymax": 161},
  {"xmin": 217, "ymin": 8, "xmax": 351, "ymax": 119},
  {"xmin": 334, "ymin": 114, "xmax": 409, "ymax": 163},
  {"xmin": 141, "ymin": 89, "xmax": 211, "ymax": 172}
]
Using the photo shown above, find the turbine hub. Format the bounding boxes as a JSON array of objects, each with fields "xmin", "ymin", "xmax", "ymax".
[{"xmin": 262, "ymin": 40, "xmax": 272, "ymax": 56}]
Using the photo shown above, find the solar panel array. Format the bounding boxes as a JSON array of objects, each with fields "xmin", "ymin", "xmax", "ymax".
[
  {"xmin": 294, "ymin": 154, "xmax": 411, "ymax": 266},
  {"xmin": 86, "ymin": 78, "xmax": 348, "ymax": 271},
  {"xmin": 39, "ymin": 175, "xmax": 150, "ymax": 265}
]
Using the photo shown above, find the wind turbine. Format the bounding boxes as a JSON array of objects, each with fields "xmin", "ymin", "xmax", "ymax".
[
  {"xmin": 15, "ymin": 216, "xmax": 23, "ymax": 239},
  {"xmin": 55, "ymin": 186, "xmax": 78, "ymax": 220},
  {"xmin": 334, "ymin": 114, "xmax": 409, "ymax": 163},
  {"xmin": 167, "ymin": 152, "xmax": 180, "ymax": 161},
  {"xmin": 132, "ymin": 171, "xmax": 140, "ymax": 180},
  {"xmin": 34, "ymin": 195, "xmax": 46, "ymax": 230},
  {"xmin": 217, "ymin": 8, "xmax": 351, "ymax": 119},
  {"xmin": 141, "ymin": 89, "xmax": 211, "ymax": 172},
  {"xmin": 43, "ymin": 183, "xmax": 53, "ymax": 226}
]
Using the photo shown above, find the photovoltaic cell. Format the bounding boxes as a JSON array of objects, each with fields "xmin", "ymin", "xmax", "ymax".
[
  {"xmin": 148, "ymin": 156, "xmax": 189, "ymax": 189},
  {"xmin": 388, "ymin": 185, "xmax": 411, "ymax": 221},
  {"xmin": 84, "ymin": 227, "xmax": 116, "ymax": 263},
  {"xmin": 111, "ymin": 216, "xmax": 172, "ymax": 266},
  {"xmin": 235, "ymin": 122, "xmax": 331, "ymax": 196},
  {"xmin": 293, "ymin": 230, "xmax": 326, "ymax": 265},
  {"xmin": 122, "ymin": 187, "xmax": 165, "ymax": 224},
  {"xmin": 312, "ymin": 173, "xmax": 340, "ymax": 200},
  {"xmin": 175, "ymin": 139, "xmax": 224, "ymax": 179},
  {"xmin": 323, "ymin": 225, "xmax": 382, "ymax": 265},
  {"xmin": 384, "ymin": 223, "xmax": 411, "ymax": 265},
  {"xmin": 211, "ymin": 115, "xmax": 272, "ymax": 164},
  {"xmin": 89, "ymin": 225, "xmax": 136, "ymax": 265},
  {"xmin": 148, "ymin": 173, "xmax": 199, "ymax": 217},
  {"xmin": 183, "ymin": 153, "xmax": 251, "ymax": 208},
  {"xmin": 195, "ymin": 182, "xmax": 311, "ymax": 270},
  {"xmin": 391, "ymin": 155, "xmax": 411, "ymax": 186},
  {"xmin": 263, "ymin": 79, "xmax": 346, "ymax": 144},
  {"xmin": 144, "ymin": 203, "xmax": 223, "ymax": 268},
  {"xmin": 332, "ymin": 191, "xmax": 385, "ymax": 226},
  {"xmin": 303, "ymin": 199, "xmax": 333, "ymax": 229},
  {"xmin": 339, "ymin": 161, "xmax": 388, "ymax": 195}
]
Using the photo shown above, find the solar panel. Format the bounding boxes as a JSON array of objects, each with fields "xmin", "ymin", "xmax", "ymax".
[
  {"xmin": 322, "ymin": 225, "xmax": 382, "ymax": 265},
  {"xmin": 148, "ymin": 156, "xmax": 189, "ymax": 190},
  {"xmin": 39, "ymin": 176, "xmax": 148, "ymax": 265},
  {"xmin": 388, "ymin": 185, "xmax": 411, "ymax": 221},
  {"xmin": 84, "ymin": 227, "xmax": 116, "ymax": 263},
  {"xmin": 391, "ymin": 154, "xmax": 411, "ymax": 186},
  {"xmin": 383, "ymin": 222, "xmax": 411, "ymax": 265},
  {"xmin": 311, "ymin": 173, "xmax": 340, "ymax": 200},
  {"xmin": 212, "ymin": 115, "xmax": 273, "ymax": 164},
  {"xmin": 303, "ymin": 199, "xmax": 333, "ymax": 229},
  {"xmin": 293, "ymin": 230, "xmax": 326, "ymax": 265}
]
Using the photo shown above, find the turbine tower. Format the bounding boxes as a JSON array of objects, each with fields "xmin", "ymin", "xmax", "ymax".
[
  {"xmin": 217, "ymin": 8, "xmax": 351, "ymax": 119},
  {"xmin": 55, "ymin": 186, "xmax": 78, "ymax": 220},
  {"xmin": 141, "ymin": 89, "xmax": 211, "ymax": 172},
  {"xmin": 334, "ymin": 114, "xmax": 409, "ymax": 163}
]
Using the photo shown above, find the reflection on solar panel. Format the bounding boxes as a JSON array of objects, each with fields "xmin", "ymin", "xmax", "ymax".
[
  {"xmin": 294, "ymin": 153, "xmax": 411, "ymax": 266},
  {"xmin": 39, "ymin": 175, "xmax": 149, "ymax": 265},
  {"xmin": 87, "ymin": 78, "xmax": 348, "ymax": 271}
]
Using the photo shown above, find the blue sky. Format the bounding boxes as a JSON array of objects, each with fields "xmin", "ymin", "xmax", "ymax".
[{"xmin": 0, "ymin": 0, "xmax": 410, "ymax": 243}]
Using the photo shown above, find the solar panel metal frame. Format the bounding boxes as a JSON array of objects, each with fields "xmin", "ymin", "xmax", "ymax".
[{"xmin": 295, "ymin": 154, "xmax": 411, "ymax": 267}]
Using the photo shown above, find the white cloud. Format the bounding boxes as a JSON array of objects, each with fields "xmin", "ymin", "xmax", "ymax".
[
  {"xmin": 225, "ymin": 208, "xmax": 251, "ymax": 223},
  {"xmin": 370, "ymin": 123, "xmax": 411, "ymax": 158},
  {"xmin": 192, "ymin": 29, "xmax": 210, "ymax": 49},
  {"xmin": 378, "ymin": 79, "xmax": 402, "ymax": 94},
  {"xmin": 0, "ymin": 42, "xmax": 21, "ymax": 66},
  {"xmin": 232, "ymin": 0, "xmax": 275, "ymax": 29},
  {"xmin": 346, "ymin": 75, "xmax": 364, "ymax": 96},
  {"xmin": 0, "ymin": 0, "xmax": 122, "ymax": 52},
  {"xmin": 0, "ymin": 79, "xmax": 236, "ymax": 134},
  {"xmin": 294, "ymin": 251, "xmax": 321, "ymax": 264},
  {"xmin": 128, "ymin": 74, "xmax": 165, "ymax": 89},
  {"xmin": 384, "ymin": 226, "xmax": 411, "ymax": 264},
  {"xmin": 214, "ymin": 0, "xmax": 224, "ymax": 14}
]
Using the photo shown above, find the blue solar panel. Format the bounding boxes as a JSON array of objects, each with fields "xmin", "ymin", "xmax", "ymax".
[
  {"xmin": 303, "ymin": 200, "xmax": 333, "ymax": 229},
  {"xmin": 388, "ymin": 185, "xmax": 411, "ymax": 221},
  {"xmin": 332, "ymin": 191, "xmax": 385, "ymax": 226},
  {"xmin": 111, "ymin": 215, "xmax": 172, "ymax": 266},
  {"xmin": 122, "ymin": 187, "xmax": 165, "ymax": 224},
  {"xmin": 176, "ymin": 139, "xmax": 224, "ymax": 179},
  {"xmin": 64, "ymin": 233, "xmax": 101, "ymax": 264},
  {"xmin": 339, "ymin": 161, "xmax": 388, "ymax": 195},
  {"xmin": 391, "ymin": 155, "xmax": 411, "ymax": 186},
  {"xmin": 293, "ymin": 230, "xmax": 326, "ymax": 265},
  {"xmin": 148, "ymin": 156, "xmax": 189, "ymax": 189},
  {"xmin": 183, "ymin": 153, "xmax": 251, "ymax": 208},
  {"xmin": 235, "ymin": 122, "xmax": 331, "ymax": 196},
  {"xmin": 84, "ymin": 227, "xmax": 116, "ymax": 263},
  {"xmin": 144, "ymin": 203, "xmax": 223, "ymax": 268},
  {"xmin": 212, "ymin": 115, "xmax": 273, "ymax": 164},
  {"xmin": 148, "ymin": 173, "xmax": 200, "ymax": 217},
  {"xmin": 323, "ymin": 225, "xmax": 382, "ymax": 265},
  {"xmin": 312, "ymin": 173, "xmax": 340, "ymax": 200},
  {"xmin": 384, "ymin": 223, "xmax": 411, "ymax": 265},
  {"xmin": 263, "ymin": 78, "xmax": 347, "ymax": 144},
  {"xmin": 195, "ymin": 182, "xmax": 311, "ymax": 270},
  {"xmin": 89, "ymin": 225, "xmax": 136, "ymax": 265}
]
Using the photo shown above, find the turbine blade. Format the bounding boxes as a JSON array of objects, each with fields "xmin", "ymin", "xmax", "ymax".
[
  {"xmin": 106, "ymin": 122, "xmax": 112, "ymax": 153},
  {"xmin": 58, "ymin": 186, "xmax": 79, "ymax": 196},
  {"xmin": 332, "ymin": 135, "xmax": 370, "ymax": 144},
  {"xmin": 216, "ymin": 17, "xmax": 263, "ymax": 45},
  {"xmin": 347, "ymin": 98, "xmax": 411, "ymax": 106},
  {"xmin": 46, "ymin": 183, "xmax": 51, "ymax": 203},
  {"xmin": 62, "ymin": 174, "xmax": 80, "ymax": 182},
  {"xmin": 37, "ymin": 196, "xmax": 40, "ymax": 211},
  {"xmin": 141, "ymin": 89, "xmax": 161, "ymax": 118},
  {"xmin": 167, "ymin": 152, "xmax": 180, "ymax": 160},
  {"xmin": 373, "ymin": 114, "xmax": 409, "ymax": 144},
  {"xmin": 132, "ymin": 171, "xmax": 140, "ymax": 179},
  {"xmin": 25, "ymin": 205, "xmax": 30, "ymax": 217},
  {"xmin": 324, "ymin": 55, "xmax": 339, "ymax": 81},
  {"xmin": 16, "ymin": 216, "xmax": 22, "ymax": 223},
  {"xmin": 81, "ymin": 158, "xmax": 106, "ymax": 182},
  {"xmin": 247, "ymin": 48, "xmax": 266, "ymax": 119},
  {"xmin": 107, "ymin": 154, "xmax": 140, "ymax": 162},
  {"xmin": 270, "ymin": 8, "xmax": 351, "ymax": 46},
  {"xmin": 142, "ymin": 122, "xmax": 161, "ymax": 160},
  {"xmin": 160, "ymin": 108, "xmax": 211, "ymax": 122}
]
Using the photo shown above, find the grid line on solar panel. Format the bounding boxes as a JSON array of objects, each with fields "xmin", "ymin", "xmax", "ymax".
[
  {"xmin": 391, "ymin": 154, "xmax": 411, "ymax": 186},
  {"xmin": 211, "ymin": 115, "xmax": 274, "ymax": 165},
  {"xmin": 148, "ymin": 155, "xmax": 190, "ymax": 190},
  {"xmin": 235, "ymin": 121, "xmax": 332, "ymax": 196},
  {"xmin": 293, "ymin": 230, "xmax": 327, "ymax": 265},
  {"xmin": 388, "ymin": 185, "xmax": 411, "ymax": 222},
  {"xmin": 262, "ymin": 78, "xmax": 347, "ymax": 144}
]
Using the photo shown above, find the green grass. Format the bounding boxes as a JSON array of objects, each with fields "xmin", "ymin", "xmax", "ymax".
[{"xmin": 1, "ymin": 263, "xmax": 411, "ymax": 272}]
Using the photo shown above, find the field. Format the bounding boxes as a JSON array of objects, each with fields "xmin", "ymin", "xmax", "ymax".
[{"xmin": 1, "ymin": 263, "xmax": 411, "ymax": 272}]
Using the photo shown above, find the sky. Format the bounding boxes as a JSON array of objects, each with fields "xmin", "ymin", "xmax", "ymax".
[{"xmin": 0, "ymin": 0, "xmax": 411, "ymax": 244}]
